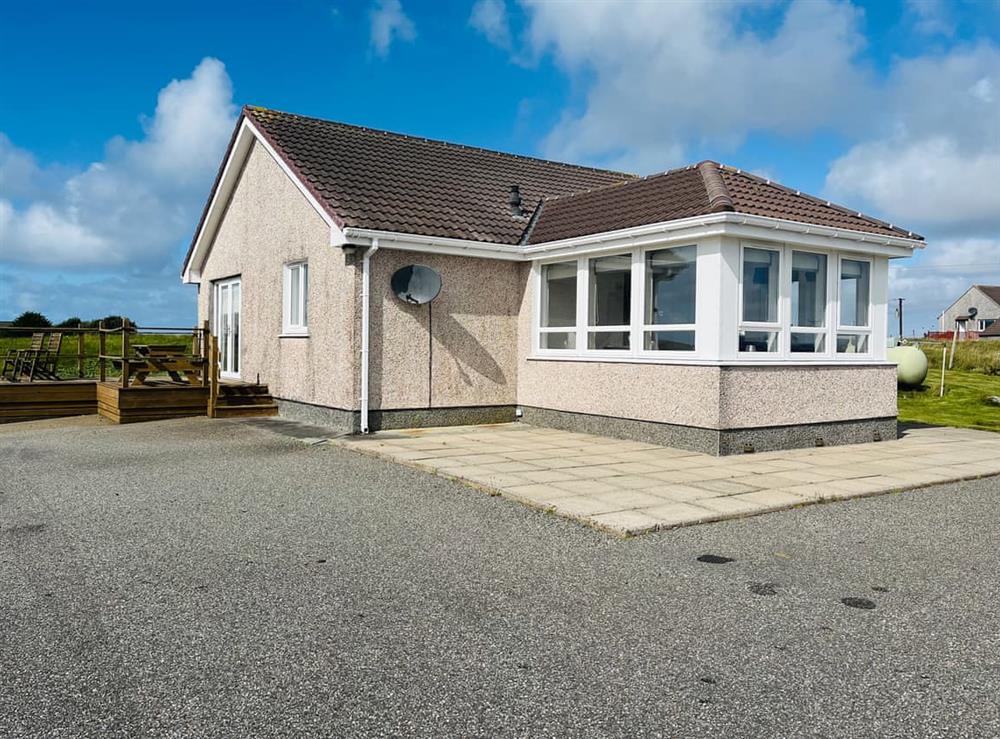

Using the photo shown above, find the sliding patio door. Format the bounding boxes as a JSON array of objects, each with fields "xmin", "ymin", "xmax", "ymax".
[{"xmin": 213, "ymin": 277, "xmax": 241, "ymax": 379}]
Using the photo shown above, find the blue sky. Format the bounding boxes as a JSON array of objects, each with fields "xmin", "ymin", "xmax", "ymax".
[{"xmin": 1, "ymin": 0, "xmax": 999, "ymax": 334}]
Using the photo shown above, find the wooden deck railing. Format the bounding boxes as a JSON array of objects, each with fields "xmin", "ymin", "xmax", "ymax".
[{"xmin": 1, "ymin": 321, "xmax": 213, "ymax": 386}]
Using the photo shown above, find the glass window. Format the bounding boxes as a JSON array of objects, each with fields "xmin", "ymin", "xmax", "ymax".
[
  {"xmin": 645, "ymin": 246, "xmax": 696, "ymax": 325},
  {"xmin": 541, "ymin": 332, "xmax": 575, "ymax": 350},
  {"xmin": 840, "ymin": 259, "xmax": 870, "ymax": 327},
  {"xmin": 644, "ymin": 330, "xmax": 695, "ymax": 352},
  {"xmin": 588, "ymin": 254, "xmax": 631, "ymax": 350},
  {"xmin": 837, "ymin": 333, "xmax": 869, "ymax": 353},
  {"xmin": 791, "ymin": 332, "xmax": 825, "ymax": 353},
  {"xmin": 284, "ymin": 262, "xmax": 308, "ymax": 334},
  {"xmin": 742, "ymin": 248, "xmax": 779, "ymax": 323},
  {"xmin": 739, "ymin": 329, "xmax": 779, "ymax": 353},
  {"xmin": 541, "ymin": 261, "xmax": 577, "ymax": 327},
  {"xmin": 589, "ymin": 254, "xmax": 631, "ymax": 327},
  {"xmin": 791, "ymin": 252, "xmax": 827, "ymax": 328}
]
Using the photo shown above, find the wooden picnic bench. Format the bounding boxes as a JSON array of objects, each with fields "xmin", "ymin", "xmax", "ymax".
[{"xmin": 113, "ymin": 344, "xmax": 205, "ymax": 386}]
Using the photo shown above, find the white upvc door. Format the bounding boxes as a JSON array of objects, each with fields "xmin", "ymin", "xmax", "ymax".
[{"xmin": 214, "ymin": 277, "xmax": 241, "ymax": 379}]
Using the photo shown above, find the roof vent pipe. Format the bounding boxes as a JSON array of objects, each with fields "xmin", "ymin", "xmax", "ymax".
[{"xmin": 508, "ymin": 185, "xmax": 524, "ymax": 217}]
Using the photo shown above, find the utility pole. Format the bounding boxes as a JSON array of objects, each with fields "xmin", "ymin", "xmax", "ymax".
[{"xmin": 895, "ymin": 298, "xmax": 904, "ymax": 340}]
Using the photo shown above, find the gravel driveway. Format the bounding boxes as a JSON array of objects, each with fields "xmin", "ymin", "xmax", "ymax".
[{"xmin": 2, "ymin": 417, "xmax": 999, "ymax": 737}]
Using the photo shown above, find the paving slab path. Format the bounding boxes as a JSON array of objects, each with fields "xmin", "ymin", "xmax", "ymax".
[{"xmin": 334, "ymin": 423, "xmax": 1000, "ymax": 536}]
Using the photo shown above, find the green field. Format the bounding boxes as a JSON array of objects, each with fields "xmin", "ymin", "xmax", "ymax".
[
  {"xmin": 1, "ymin": 333, "xmax": 194, "ymax": 379},
  {"xmin": 897, "ymin": 342, "xmax": 1000, "ymax": 432}
]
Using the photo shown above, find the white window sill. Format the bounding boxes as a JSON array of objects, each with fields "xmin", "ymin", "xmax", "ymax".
[{"xmin": 527, "ymin": 353, "xmax": 891, "ymax": 367}]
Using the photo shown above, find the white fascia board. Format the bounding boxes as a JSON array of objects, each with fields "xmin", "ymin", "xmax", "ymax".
[
  {"xmin": 342, "ymin": 228, "xmax": 524, "ymax": 261},
  {"xmin": 182, "ymin": 118, "xmax": 340, "ymax": 284},
  {"xmin": 523, "ymin": 213, "xmax": 923, "ymax": 260}
]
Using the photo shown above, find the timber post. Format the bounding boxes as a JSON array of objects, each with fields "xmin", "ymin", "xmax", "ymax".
[
  {"xmin": 98, "ymin": 321, "xmax": 107, "ymax": 382},
  {"xmin": 120, "ymin": 318, "xmax": 131, "ymax": 389},
  {"xmin": 77, "ymin": 322, "xmax": 85, "ymax": 378}
]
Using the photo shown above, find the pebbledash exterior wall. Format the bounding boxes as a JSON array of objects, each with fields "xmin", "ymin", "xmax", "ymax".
[
  {"xmin": 197, "ymin": 140, "xmax": 359, "ymax": 417},
  {"xmin": 197, "ymin": 141, "xmax": 898, "ymax": 454},
  {"xmin": 514, "ymin": 262, "xmax": 898, "ymax": 454}
]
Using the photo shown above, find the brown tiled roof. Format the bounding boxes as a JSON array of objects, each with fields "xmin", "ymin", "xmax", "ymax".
[
  {"xmin": 186, "ymin": 107, "xmax": 924, "ymax": 274},
  {"xmin": 975, "ymin": 285, "xmax": 1000, "ymax": 307},
  {"xmin": 980, "ymin": 321, "xmax": 1000, "ymax": 337},
  {"xmin": 526, "ymin": 162, "xmax": 923, "ymax": 244},
  {"xmin": 243, "ymin": 106, "xmax": 633, "ymax": 244}
]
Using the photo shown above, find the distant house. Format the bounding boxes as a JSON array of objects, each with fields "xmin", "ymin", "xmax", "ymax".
[
  {"xmin": 937, "ymin": 285, "xmax": 1000, "ymax": 339},
  {"xmin": 181, "ymin": 106, "xmax": 925, "ymax": 454}
]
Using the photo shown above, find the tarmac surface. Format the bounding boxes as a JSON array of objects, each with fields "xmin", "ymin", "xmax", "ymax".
[{"xmin": 2, "ymin": 416, "xmax": 999, "ymax": 737}]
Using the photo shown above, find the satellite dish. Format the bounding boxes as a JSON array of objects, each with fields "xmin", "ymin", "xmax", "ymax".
[
  {"xmin": 391, "ymin": 265, "xmax": 442, "ymax": 305},
  {"xmin": 969, "ymin": 307, "xmax": 979, "ymax": 318}
]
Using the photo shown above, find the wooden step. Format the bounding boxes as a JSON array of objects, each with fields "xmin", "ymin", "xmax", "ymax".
[{"xmin": 212, "ymin": 402, "xmax": 279, "ymax": 418}]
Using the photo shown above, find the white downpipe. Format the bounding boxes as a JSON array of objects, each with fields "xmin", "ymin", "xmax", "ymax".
[{"xmin": 360, "ymin": 239, "xmax": 379, "ymax": 433}]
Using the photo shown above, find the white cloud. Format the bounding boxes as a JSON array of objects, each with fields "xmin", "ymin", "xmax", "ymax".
[
  {"xmin": 514, "ymin": 0, "xmax": 872, "ymax": 171},
  {"xmin": 905, "ymin": 0, "xmax": 954, "ymax": 37},
  {"xmin": 0, "ymin": 57, "xmax": 237, "ymax": 269},
  {"xmin": 470, "ymin": 0, "xmax": 511, "ymax": 49},
  {"xmin": 369, "ymin": 0, "xmax": 416, "ymax": 58},
  {"xmin": 826, "ymin": 44, "xmax": 1000, "ymax": 236}
]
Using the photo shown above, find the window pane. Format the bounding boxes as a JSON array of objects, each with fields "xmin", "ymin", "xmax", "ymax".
[
  {"xmin": 645, "ymin": 330, "xmax": 695, "ymax": 351},
  {"xmin": 791, "ymin": 252, "xmax": 827, "ymax": 328},
  {"xmin": 301, "ymin": 264, "xmax": 308, "ymax": 327},
  {"xmin": 791, "ymin": 332, "xmax": 825, "ymax": 353},
  {"xmin": 541, "ymin": 261, "xmax": 577, "ymax": 327},
  {"xmin": 289, "ymin": 266, "xmax": 300, "ymax": 326},
  {"xmin": 588, "ymin": 331, "xmax": 630, "ymax": 350},
  {"xmin": 840, "ymin": 259, "xmax": 870, "ymax": 327},
  {"xmin": 742, "ymin": 248, "xmax": 779, "ymax": 323},
  {"xmin": 837, "ymin": 333, "xmax": 869, "ymax": 353},
  {"xmin": 645, "ymin": 245, "xmax": 696, "ymax": 325},
  {"xmin": 739, "ymin": 329, "xmax": 778, "ymax": 353},
  {"xmin": 540, "ymin": 331, "xmax": 575, "ymax": 350},
  {"xmin": 589, "ymin": 254, "xmax": 631, "ymax": 327}
]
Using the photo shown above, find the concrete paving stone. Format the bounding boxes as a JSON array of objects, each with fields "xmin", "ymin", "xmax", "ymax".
[
  {"xmin": 591, "ymin": 490, "xmax": 666, "ymax": 509},
  {"xmin": 450, "ymin": 453, "xmax": 515, "ymax": 465},
  {"xmin": 601, "ymin": 475, "xmax": 664, "ymax": 490},
  {"xmin": 772, "ymin": 469, "xmax": 837, "ymax": 484},
  {"xmin": 586, "ymin": 509, "xmax": 663, "ymax": 536},
  {"xmin": 500, "ymin": 450, "xmax": 565, "ymax": 462},
  {"xmin": 688, "ymin": 478, "xmax": 762, "ymax": 495},
  {"xmin": 644, "ymin": 484, "xmax": 718, "ymax": 503},
  {"xmin": 550, "ymin": 479, "xmax": 621, "ymax": 496},
  {"xmin": 641, "ymin": 502, "xmax": 715, "ymax": 527},
  {"xmin": 500, "ymin": 484, "xmax": 573, "ymax": 507},
  {"xmin": 694, "ymin": 495, "xmax": 768, "ymax": 516},
  {"xmin": 562, "ymin": 466, "xmax": 630, "ymax": 480},
  {"xmin": 642, "ymin": 469, "xmax": 715, "ymax": 484},
  {"xmin": 481, "ymin": 461, "xmax": 546, "ymax": 474},
  {"xmin": 475, "ymin": 473, "xmax": 532, "ymax": 489},
  {"xmin": 823, "ymin": 477, "xmax": 891, "ymax": 494},
  {"xmin": 728, "ymin": 489, "xmax": 807, "ymax": 508},
  {"xmin": 728, "ymin": 473, "xmax": 802, "ymax": 490},
  {"xmin": 551, "ymin": 495, "xmax": 629, "ymax": 517},
  {"xmin": 518, "ymin": 469, "xmax": 581, "ymax": 484},
  {"xmin": 603, "ymin": 462, "xmax": 665, "ymax": 475}
]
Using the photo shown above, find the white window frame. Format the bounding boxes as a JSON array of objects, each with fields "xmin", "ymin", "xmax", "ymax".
[
  {"xmin": 737, "ymin": 243, "xmax": 783, "ymax": 356},
  {"xmin": 537, "ymin": 259, "xmax": 578, "ymax": 353},
  {"xmin": 639, "ymin": 244, "xmax": 698, "ymax": 355},
  {"xmin": 282, "ymin": 260, "xmax": 309, "ymax": 336},
  {"xmin": 530, "ymin": 240, "xmax": 877, "ymax": 364},
  {"xmin": 787, "ymin": 248, "xmax": 833, "ymax": 358},
  {"xmin": 534, "ymin": 244, "xmax": 702, "ymax": 360},
  {"xmin": 835, "ymin": 254, "xmax": 873, "ymax": 356}
]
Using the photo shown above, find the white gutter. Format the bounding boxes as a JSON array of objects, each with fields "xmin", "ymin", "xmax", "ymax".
[
  {"xmin": 360, "ymin": 239, "xmax": 379, "ymax": 433},
  {"xmin": 343, "ymin": 213, "xmax": 923, "ymax": 265}
]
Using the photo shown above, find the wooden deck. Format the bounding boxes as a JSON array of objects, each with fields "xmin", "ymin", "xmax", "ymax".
[
  {"xmin": 0, "ymin": 379, "xmax": 277, "ymax": 424},
  {"xmin": 0, "ymin": 379, "xmax": 98, "ymax": 423}
]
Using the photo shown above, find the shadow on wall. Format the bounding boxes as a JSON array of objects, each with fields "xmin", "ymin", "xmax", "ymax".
[{"xmin": 431, "ymin": 307, "xmax": 507, "ymax": 387}]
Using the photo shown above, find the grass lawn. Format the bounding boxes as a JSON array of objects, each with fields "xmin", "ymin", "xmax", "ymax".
[
  {"xmin": 0, "ymin": 333, "xmax": 193, "ymax": 380},
  {"xmin": 898, "ymin": 367, "xmax": 1000, "ymax": 432}
]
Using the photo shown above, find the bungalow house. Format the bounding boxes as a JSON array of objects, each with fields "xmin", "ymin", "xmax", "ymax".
[
  {"xmin": 937, "ymin": 285, "xmax": 1000, "ymax": 339},
  {"xmin": 181, "ymin": 106, "xmax": 925, "ymax": 455}
]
